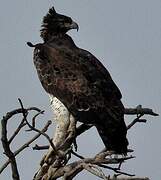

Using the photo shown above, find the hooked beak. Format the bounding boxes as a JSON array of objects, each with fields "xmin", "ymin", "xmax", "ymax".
[{"xmin": 69, "ymin": 21, "xmax": 79, "ymax": 31}]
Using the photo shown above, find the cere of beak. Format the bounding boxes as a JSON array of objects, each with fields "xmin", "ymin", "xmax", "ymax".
[{"xmin": 70, "ymin": 21, "xmax": 79, "ymax": 31}]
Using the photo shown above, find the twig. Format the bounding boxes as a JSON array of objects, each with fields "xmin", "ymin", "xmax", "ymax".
[
  {"xmin": 48, "ymin": 153, "xmax": 134, "ymax": 179},
  {"xmin": 18, "ymin": 98, "xmax": 58, "ymax": 156},
  {"xmin": 8, "ymin": 118, "xmax": 26, "ymax": 144},
  {"xmin": 0, "ymin": 100, "xmax": 41, "ymax": 178},
  {"xmin": 1, "ymin": 109, "xmax": 27, "ymax": 120},
  {"xmin": 8, "ymin": 106, "xmax": 42, "ymax": 143},
  {"xmin": 18, "ymin": 98, "xmax": 28, "ymax": 119},
  {"xmin": 0, "ymin": 121, "xmax": 51, "ymax": 174},
  {"xmin": 25, "ymin": 119, "xmax": 57, "ymax": 155},
  {"xmin": 76, "ymin": 124, "xmax": 93, "ymax": 137},
  {"xmin": 71, "ymin": 150, "xmax": 85, "ymax": 159},
  {"xmin": 99, "ymin": 164, "xmax": 135, "ymax": 177},
  {"xmin": 127, "ymin": 114, "xmax": 145, "ymax": 130},
  {"xmin": 125, "ymin": 107, "xmax": 158, "ymax": 116},
  {"xmin": 1, "ymin": 114, "xmax": 20, "ymax": 180},
  {"xmin": 33, "ymin": 144, "xmax": 49, "ymax": 150},
  {"xmin": 32, "ymin": 110, "xmax": 45, "ymax": 128}
]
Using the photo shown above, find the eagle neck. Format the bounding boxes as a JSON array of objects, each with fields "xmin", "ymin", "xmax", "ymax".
[{"xmin": 46, "ymin": 34, "xmax": 77, "ymax": 48}]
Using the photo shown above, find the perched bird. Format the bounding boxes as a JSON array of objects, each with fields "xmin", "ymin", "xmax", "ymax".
[{"xmin": 28, "ymin": 6, "xmax": 128, "ymax": 154}]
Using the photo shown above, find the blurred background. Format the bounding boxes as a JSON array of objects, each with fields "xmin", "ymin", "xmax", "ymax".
[{"xmin": 0, "ymin": 0, "xmax": 161, "ymax": 179}]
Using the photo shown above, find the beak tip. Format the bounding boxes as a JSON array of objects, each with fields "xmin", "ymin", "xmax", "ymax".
[{"xmin": 71, "ymin": 21, "xmax": 79, "ymax": 32}]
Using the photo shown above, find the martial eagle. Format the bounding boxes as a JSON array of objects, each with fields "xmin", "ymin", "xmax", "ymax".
[{"xmin": 28, "ymin": 7, "xmax": 128, "ymax": 154}]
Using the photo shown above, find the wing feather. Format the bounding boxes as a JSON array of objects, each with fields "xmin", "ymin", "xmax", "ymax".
[{"xmin": 33, "ymin": 40, "xmax": 128, "ymax": 153}]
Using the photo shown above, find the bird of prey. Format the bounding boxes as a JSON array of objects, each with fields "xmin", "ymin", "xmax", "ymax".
[{"xmin": 28, "ymin": 6, "xmax": 128, "ymax": 154}]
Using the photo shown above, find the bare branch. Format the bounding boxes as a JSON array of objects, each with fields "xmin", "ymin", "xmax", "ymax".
[
  {"xmin": 71, "ymin": 150, "xmax": 85, "ymax": 160},
  {"xmin": 47, "ymin": 152, "xmax": 134, "ymax": 179},
  {"xmin": 1, "ymin": 113, "xmax": 20, "ymax": 180},
  {"xmin": 0, "ymin": 100, "xmax": 50, "ymax": 175},
  {"xmin": 98, "ymin": 164, "xmax": 135, "ymax": 177},
  {"xmin": 125, "ymin": 106, "xmax": 158, "ymax": 116},
  {"xmin": 32, "ymin": 111, "xmax": 45, "ymax": 128},
  {"xmin": 18, "ymin": 98, "xmax": 58, "ymax": 157},
  {"xmin": 7, "ymin": 105, "xmax": 42, "ymax": 144},
  {"xmin": 25, "ymin": 119, "xmax": 58, "ymax": 155},
  {"xmin": 1, "ymin": 101, "xmax": 157, "ymax": 180},
  {"xmin": 33, "ymin": 144, "xmax": 49, "ymax": 150},
  {"xmin": 127, "ymin": 115, "xmax": 145, "ymax": 130},
  {"xmin": 8, "ymin": 118, "xmax": 26, "ymax": 144},
  {"xmin": 0, "ymin": 121, "xmax": 51, "ymax": 174},
  {"xmin": 76, "ymin": 124, "xmax": 93, "ymax": 137}
]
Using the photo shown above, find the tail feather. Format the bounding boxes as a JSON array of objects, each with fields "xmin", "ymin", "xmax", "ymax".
[{"xmin": 95, "ymin": 119, "xmax": 128, "ymax": 154}]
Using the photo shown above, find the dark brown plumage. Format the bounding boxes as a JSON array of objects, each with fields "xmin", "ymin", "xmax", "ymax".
[{"xmin": 29, "ymin": 6, "xmax": 128, "ymax": 154}]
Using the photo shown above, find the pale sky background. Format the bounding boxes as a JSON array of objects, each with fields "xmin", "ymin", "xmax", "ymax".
[{"xmin": 0, "ymin": 0, "xmax": 161, "ymax": 180}]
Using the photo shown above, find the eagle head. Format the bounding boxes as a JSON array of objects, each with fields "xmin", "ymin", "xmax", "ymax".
[{"xmin": 40, "ymin": 6, "xmax": 79, "ymax": 42}]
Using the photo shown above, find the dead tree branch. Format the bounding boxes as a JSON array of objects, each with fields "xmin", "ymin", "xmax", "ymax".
[
  {"xmin": 1, "ymin": 113, "xmax": 20, "ymax": 180},
  {"xmin": 0, "ymin": 101, "xmax": 158, "ymax": 180},
  {"xmin": 125, "ymin": 106, "xmax": 158, "ymax": 116},
  {"xmin": 0, "ymin": 99, "xmax": 51, "ymax": 178},
  {"xmin": 0, "ymin": 121, "xmax": 51, "ymax": 174},
  {"xmin": 33, "ymin": 104, "xmax": 157, "ymax": 180},
  {"xmin": 46, "ymin": 153, "xmax": 134, "ymax": 179}
]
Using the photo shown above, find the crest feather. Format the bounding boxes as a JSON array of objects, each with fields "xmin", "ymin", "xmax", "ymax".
[
  {"xmin": 48, "ymin": 7, "xmax": 56, "ymax": 14},
  {"xmin": 43, "ymin": 6, "xmax": 57, "ymax": 24},
  {"xmin": 40, "ymin": 6, "xmax": 57, "ymax": 41}
]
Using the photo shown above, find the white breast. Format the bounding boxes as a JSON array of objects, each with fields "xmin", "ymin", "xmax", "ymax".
[
  {"xmin": 45, "ymin": 94, "xmax": 76, "ymax": 160},
  {"xmin": 48, "ymin": 94, "xmax": 70, "ymax": 122}
]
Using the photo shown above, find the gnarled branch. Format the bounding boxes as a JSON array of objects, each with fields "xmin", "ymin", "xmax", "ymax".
[{"xmin": 0, "ymin": 101, "xmax": 158, "ymax": 180}]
